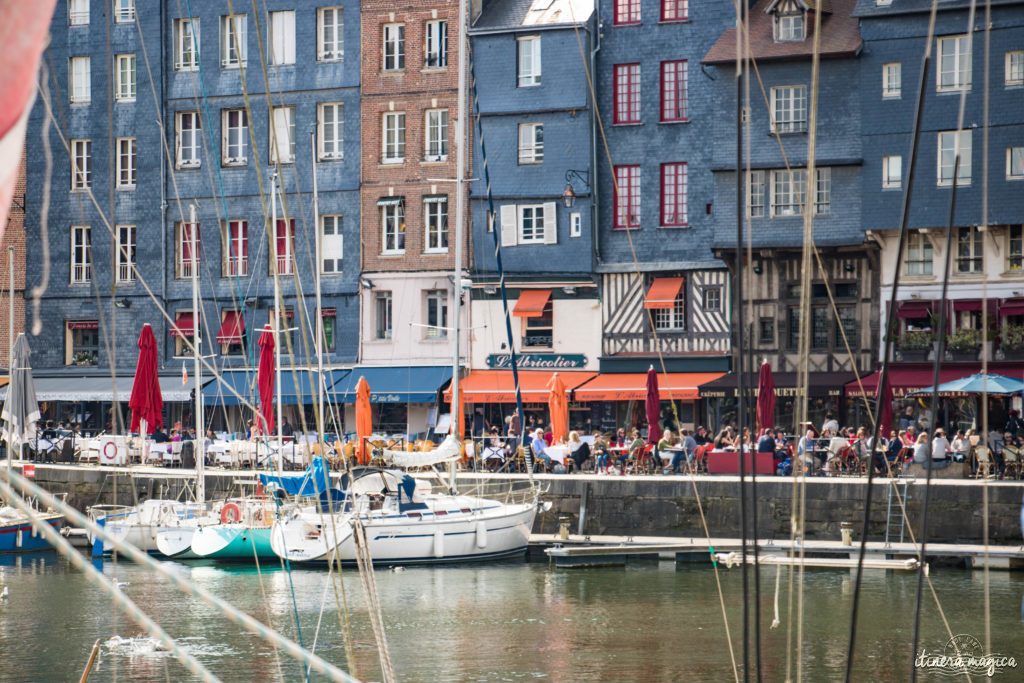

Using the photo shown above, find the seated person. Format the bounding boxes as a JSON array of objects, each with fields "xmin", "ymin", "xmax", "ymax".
[
  {"xmin": 756, "ymin": 428, "xmax": 776, "ymax": 455},
  {"xmin": 151, "ymin": 427, "xmax": 170, "ymax": 444},
  {"xmin": 530, "ymin": 429, "xmax": 551, "ymax": 467},
  {"xmin": 566, "ymin": 430, "xmax": 590, "ymax": 472},
  {"xmin": 593, "ymin": 432, "xmax": 610, "ymax": 471},
  {"xmin": 625, "ymin": 428, "xmax": 645, "ymax": 471}
]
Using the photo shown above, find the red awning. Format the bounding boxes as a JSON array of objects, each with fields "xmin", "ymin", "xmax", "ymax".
[
  {"xmin": 846, "ymin": 365, "xmax": 1024, "ymax": 399},
  {"xmin": 170, "ymin": 313, "xmax": 195, "ymax": 337},
  {"xmin": 216, "ymin": 311, "xmax": 245, "ymax": 344},
  {"xmin": 644, "ymin": 277, "xmax": 685, "ymax": 310},
  {"xmin": 512, "ymin": 290, "xmax": 552, "ymax": 318},
  {"xmin": 1000, "ymin": 299, "xmax": 1024, "ymax": 316},
  {"xmin": 953, "ymin": 299, "xmax": 997, "ymax": 312},
  {"xmin": 574, "ymin": 372, "xmax": 726, "ymax": 402},
  {"xmin": 896, "ymin": 301, "xmax": 932, "ymax": 319},
  {"xmin": 446, "ymin": 370, "xmax": 596, "ymax": 403}
]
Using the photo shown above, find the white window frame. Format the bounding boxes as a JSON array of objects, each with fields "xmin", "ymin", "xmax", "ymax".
[
  {"xmin": 320, "ymin": 215, "xmax": 343, "ymax": 274},
  {"xmin": 424, "ymin": 109, "xmax": 449, "ymax": 161},
  {"xmin": 176, "ymin": 111, "xmax": 201, "ymax": 169},
  {"xmin": 173, "ymin": 308, "xmax": 196, "ymax": 357},
  {"xmin": 883, "ymin": 155, "xmax": 902, "ymax": 188},
  {"xmin": 382, "ymin": 112, "xmax": 405, "ymax": 163},
  {"xmin": 318, "ymin": 102, "xmax": 344, "ymax": 160},
  {"xmin": 519, "ymin": 204, "xmax": 547, "ymax": 243},
  {"xmin": 424, "ymin": 197, "xmax": 449, "ymax": 253},
  {"xmin": 425, "ymin": 290, "xmax": 448, "ymax": 339},
  {"xmin": 937, "ymin": 34, "xmax": 971, "ymax": 92},
  {"xmin": 654, "ymin": 292, "xmax": 686, "ymax": 331},
  {"xmin": 318, "ymin": 7, "xmax": 344, "ymax": 62},
  {"xmin": 70, "ymin": 57, "xmax": 91, "ymax": 104},
  {"xmin": 937, "ymin": 130, "xmax": 972, "ymax": 186},
  {"xmin": 703, "ymin": 287, "xmax": 722, "ymax": 312},
  {"xmin": 517, "ymin": 35, "xmax": 541, "ymax": 87},
  {"xmin": 71, "ymin": 139, "xmax": 91, "ymax": 190},
  {"xmin": 770, "ymin": 169, "xmax": 806, "ymax": 217},
  {"xmin": 114, "ymin": 54, "xmax": 136, "ymax": 102},
  {"xmin": 570, "ymin": 212, "xmax": 582, "ymax": 237},
  {"xmin": 116, "ymin": 137, "xmax": 136, "ymax": 189},
  {"xmin": 1007, "ymin": 51, "xmax": 1024, "ymax": 87},
  {"xmin": 175, "ymin": 18, "xmax": 200, "ymax": 71},
  {"xmin": 774, "ymin": 13, "xmax": 805, "ymax": 42},
  {"xmin": 425, "ymin": 20, "xmax": 447, "ymax": 69},
  {"xmin": 268, "ymin": 10, "xmax": 295, "ymax": 66},
  {"xmin": 1008, "ymin": 146, "xmax": 1024, "ymax": 180},
  {"xmin": 114, "ymin": 0, "xmax": 134, "ymax": 23},
  {"xmin": 222, "ymin": 109, "xmax": 248, "ymax": 166},
  {"xmin": 906, "ymin": 231, "xmax": 933, "ymax": 276},
  {"xmin": 381, "ymin": 201, "xmax": 405, "ymax": 254},
  {"xmin": 269, "ymin": 106, "xmax": 295, "ymax": 164},
  {"xmin": 747, "ymin": 170, "xmax": 765, "ymax": 218},
  {"xmin": 221, "ymin": 15, "xmax": 247, "ymax": 68},
  {"xmin": 272, "ymin": 218, "xmax": 295, "ymax": 275},
  {"xmin": 176, "ymin": 222, "xmax": 200, "ymax": 279},
  {"xmin": 770, "ymin": 85, "xmax": 807, "ymax": 133},
  {"xmin": 883, "ymin": 62, "xmax": 901, "ymax": 98},
  {"xmin": 956, "ymin": 226, "xmax": 983, "ymax": 274},
  {"xmin": 71, "ymin": 226, "xmax": 92, "ymax": 284},
  {"xmin": 69, "ymin": 0, "xmax": 89, "ymax": 26},
  {"xmin": 116, "ymin": 225, "xmax": 136, "ymax": 283},
  {"xmin": 375, "ymin": 291, "xmax": 393, "ymax": 340},
  {"xmin": 383, "ymin": 23, "xmax": 405, "ymax": 71},
  {"xmin": 814, "ymin": 168, "xmax": 831, "ymax": 215},
  {"xmin": 223, "ymin": 220, "xmax": 248, "ymax": 276},
  {"xmin": 518, "ymin": 123, "xmax": 543, "ymax": 164}
]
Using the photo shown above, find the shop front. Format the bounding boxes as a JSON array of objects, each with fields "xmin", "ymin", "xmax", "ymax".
[
  {"xmin": 331, "ymin": 365, "xmax": 454, "ymax": 437},
  {"xmin": 699, "ymin": 372, "xmax": 855, "ymax": 433},
  {"xmin": 573, "ymin": 372, "xmax": 725, "ymax": 434}
]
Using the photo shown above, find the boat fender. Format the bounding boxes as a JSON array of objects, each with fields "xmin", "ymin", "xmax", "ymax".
[
  {"xmin": 475, "ymin": 521, "xmax": 487, "ymax": 549},
  {"xmin": 220, "ymin": 503, "xmax": 242, "ymax": 524},
  {"xmin": 433, "ymin": 529, "xmax": 444, "ymax": 558}
]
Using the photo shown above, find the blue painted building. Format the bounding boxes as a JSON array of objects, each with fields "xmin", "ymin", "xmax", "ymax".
[
  {"xmin": 852, "ymin": 0, "xmax": 1024, "ymax": 422},
  {"xmin": 702, "ymin": 0, "xmax": 877, "ymax": 428},
  {"xmin": 589, "ymin": 0, "xmax": 734, "ymax": 431},
  {"xmin": 24, "ymin": 1, "xmax": 361, "ymax": 430}
]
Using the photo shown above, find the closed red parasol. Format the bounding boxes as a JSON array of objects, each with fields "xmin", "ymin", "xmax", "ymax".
[
  {"xmin": 645, "ymin": 366, "xmax": 662, "ymax": 444},
  {"xmin": 129, "ymin": 324, "xmax": 163, "ymax": 434},
  {"xmin": 756, "ymin": 360, "xmax": 776, "ymax": 433},
  {"xmin": 257, "ymin": 325, "xmax": 275, "ymax": 435},
  {"xmin": 356, "ymin": 376, "xmax": 372, "ymax": 465}
]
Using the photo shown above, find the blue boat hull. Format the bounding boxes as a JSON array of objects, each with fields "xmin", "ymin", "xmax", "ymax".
[{"xmin": 0, "ymin": 516, "xmax": 64, "ymax": 553}]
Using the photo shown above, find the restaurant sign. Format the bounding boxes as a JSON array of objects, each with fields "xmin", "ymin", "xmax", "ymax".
[
  {"xmin": 701, "ymin": 386, "xmax": 842, "ymax": 399},
  {"xmin": 486, "ymin": 353, "xmax": 588, "ymax": 370}
]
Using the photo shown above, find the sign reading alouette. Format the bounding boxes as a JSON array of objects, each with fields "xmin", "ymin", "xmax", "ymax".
[{"xmin": 486, "ymin": 354, "xmax": 588, "ymax": 370}]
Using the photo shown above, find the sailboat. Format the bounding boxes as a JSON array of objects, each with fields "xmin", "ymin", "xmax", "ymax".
[{"xmin": 271, "ymin": 0, "xmax": 541, "ymax": 565}]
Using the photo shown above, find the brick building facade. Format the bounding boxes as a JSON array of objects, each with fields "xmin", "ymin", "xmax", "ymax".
[{"xmin": 0, "ymin": 150, "xmax": 26, "ymax": 361}]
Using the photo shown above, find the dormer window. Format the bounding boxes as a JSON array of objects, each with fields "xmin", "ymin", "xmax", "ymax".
[{"xmin": 775, "ymin": 12, "xmax": 805, "ymax": 42}]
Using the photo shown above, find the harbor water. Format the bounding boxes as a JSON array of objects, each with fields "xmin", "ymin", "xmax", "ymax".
[{"xmin": 0, "ymin": 552, "xmax": 1021, "ymax": 681}]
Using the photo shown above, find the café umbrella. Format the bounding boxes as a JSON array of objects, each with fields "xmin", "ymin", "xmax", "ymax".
[
  {"xmin": 129, "ymin": 324, "xmax": 163, "ymax": 435},
  {"xmin": 1, "ymin": 334, "xmax": 39, "ymax": 460},
  {"xmin": 547, "ymin": 373, "xmax": 568, "ymax": 445},
  {"xmin": 908, "ymin": 373, "xmax": 1024, "ymax": 397},
  {"xmin": 355, "ymin": 376, "xmax": 372, "ymax": 465},
  {"xmin": 645, "ymin": 366, "xmax": 662, "ymax": 444},
  {"xmin": 256, "ymin": 325, "xmax": 275, "ymax": 435},
  {"xmin": 756, "ymin": 360, "xmax": 776, "ymax": 433}
]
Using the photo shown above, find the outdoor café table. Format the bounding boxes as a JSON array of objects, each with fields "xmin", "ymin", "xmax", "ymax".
[
  {"xmin": 545, "ymin": 445, "xmax": 568, "ymax": 465},
  {"xmin": 706, "ymin": 449, "xmax": 775, "ymax": 475},
  {"xmin": 482, "ymin": 445, "xmax": 506, "ymax": 461},
  {"xmin": 659, "ymin": 446, "xmax": 683, "ymax": 463}
]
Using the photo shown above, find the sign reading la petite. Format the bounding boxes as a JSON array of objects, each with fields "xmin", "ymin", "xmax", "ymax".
[{"xmin": 486, "ymin": 353, "xmax": 588, "ymax": 369}]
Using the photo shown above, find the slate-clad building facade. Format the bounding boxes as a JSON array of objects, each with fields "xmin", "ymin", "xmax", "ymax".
[
  {"xmin": 703, "ymin": 0, "xmax": 878, "ymax": 428},
  {"xmin": 25, "ymin": 1, "xmax": 361, "ymax": 429}
]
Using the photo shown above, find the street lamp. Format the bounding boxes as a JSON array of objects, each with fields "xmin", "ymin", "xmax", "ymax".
[{"xmin": 561, "ymin": 170, "xmax": 590, "ymax": 209}]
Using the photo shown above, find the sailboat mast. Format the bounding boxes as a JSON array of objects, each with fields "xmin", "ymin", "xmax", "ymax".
[
  {"xmin": 451, "ymin": 0, "xmax": 468, "ymax": 443},
  {"xmin": 311, "ymin": 131, "xmax": 325, "ymax": 441},
  {"xmin": 190, "ymin": 203, "xmax": 204, "ymax": 504},
  {"xmin": 271, "ymin": 172, "xmax": 284, "ymax": 463},
  {"xmin": 6, "ymin": 246, "xmax": 11, "ymax": 472}
]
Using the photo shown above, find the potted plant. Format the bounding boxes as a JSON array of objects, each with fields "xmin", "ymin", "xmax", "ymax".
[
  {"xmin": 898, "ymin": 330, "xmax": 932, "ymax": 361},
  {"xmin": 1000, "ymin": 323, "xmax": 1024, "ymax": 359},
  {"xmin": 72, "ymin": 350, "xmax": 97, "ymax": 366},
  {"xmin": 946, "ymin": 327, "xmax": 981, "ymax": 361}
]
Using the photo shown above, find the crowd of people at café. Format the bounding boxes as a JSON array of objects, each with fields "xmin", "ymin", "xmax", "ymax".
[{"xmin": 465, "ymin": 405, "xmax": 1024, "ymax": 479}]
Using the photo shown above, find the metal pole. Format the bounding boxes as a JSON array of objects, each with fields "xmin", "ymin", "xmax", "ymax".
[
  {"xmin": 7, "ymin": 245, "xmax": 13, "ymax": 370},
  {"xmin": 271, "ymin": 173, "xmax": 283, "ymax": 465},
  {"xmin": 190, "ymin": 204, "xmax": 204, "ymax": 504},
  {"xmin": 450, "ymin": 0, "xmax": 468, "ymax": 490},
  {"xmin": 311, "ymin": 132, "xmax": 325, "ymax": 443}
]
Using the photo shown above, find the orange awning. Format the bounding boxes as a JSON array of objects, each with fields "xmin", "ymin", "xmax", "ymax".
[
  {"xmin": 446, "ymin": 370, "xmax": 597, "ymax": 403},
  {"xmin": 512, "ymin": 290, "xmax": 552, "ymax": 317},
  {"xmin": 644, "ymin": 277, "xmax": 684, "ymax": 309},
  {"xmin": 216, "ymin": 311, "xmax": 245, "ymax": 344},
  {"xmin": 170, "ymin": 312, "xmax": 195, "ymax": 338},
  {"xmin": 573, "ymin": 372, "xmax": 726, "ymax": 402}
]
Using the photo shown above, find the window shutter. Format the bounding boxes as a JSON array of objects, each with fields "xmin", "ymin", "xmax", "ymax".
[
  {"xmin": 500, "ymin": 205, "xmax": 518, "ymax": 247},
  {"xmin": 542, "ymin": 202, "xmax": 557, "ymax": 244},
  {"xmin": 174, "ymin": 115, "xmax": 182, "ymax": 160}
]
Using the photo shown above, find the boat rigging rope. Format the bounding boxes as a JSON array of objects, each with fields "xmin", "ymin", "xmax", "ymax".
[
  {"xmin": 352, "ymin": 519, "xmax": 396, "ymax": 683},
  {"xmin": 3, "ymin": 470, "xmax": 359, "ymax": 682},
  {"xmin": 770, "ymin": 564, "xmax": 781, "ymax": 630}
]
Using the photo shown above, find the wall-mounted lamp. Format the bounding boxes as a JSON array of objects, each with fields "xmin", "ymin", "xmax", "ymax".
[
  {"xmin": 114, "ymin": 298, "xmax": 131, "ymax": 309},
  {"xmin": 562, "ymin": 286, "xmax": 577, "ymax": 296},
  {"xmin": 752, "ymin": 262, "xmax": 763, "ymax": 275},
  {"xmin": 561, "ymin": 170, "xmax": 591, "ymax": 209},
  {"xmin": 483, "ymin": 286, "xmax": 498, "ymax": 295},
  {"xmin": 843, "ymin": 262, "xmax": 855, "ymax": 273},
  {"xmin": 359, "ymin": 277, "xmax": 373, "ymax": 290},
  {"xmin": 244, "ymin": 297, "xmax": 260, "ymax": 307}
]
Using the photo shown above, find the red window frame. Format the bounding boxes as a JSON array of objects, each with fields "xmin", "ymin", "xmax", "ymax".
[
  {"xmin": 225, "ymin": 219, "xmax": 248, "ymax": 276},
  {"xmin": 660, "ymin": 60, "xmax": 688, "ymax": 122},
  {"xmin": 661, "ymin": 0, "xmax": 688, "ymax": 22},
  {"xmin": 660, "ymin": 162, "xmax": 688, "ymax": 227},
  {"xmin": 613, "ymin": 0, "xmax": 641, "ymax": 25},
  {"xmin": 613, "ymin": 63, "xmax": 641, "ymax": 125},
  {"xmin": 614, "ymin": 165, "xmax": 641, "ymax": 230}
]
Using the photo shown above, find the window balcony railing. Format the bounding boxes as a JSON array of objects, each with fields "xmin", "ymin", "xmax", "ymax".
[
  {"xmin": 72, "ymin": 264, "xmax": 91, "ymax": 283},
  {"xmin": 117, "ymin": 263, "xmax": 135, "ymax": 283}
]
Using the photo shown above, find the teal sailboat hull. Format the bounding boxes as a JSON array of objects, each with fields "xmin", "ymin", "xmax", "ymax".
[{"xmin": 190, "ymin": 524, "xmax": 275, "ymax": 560}]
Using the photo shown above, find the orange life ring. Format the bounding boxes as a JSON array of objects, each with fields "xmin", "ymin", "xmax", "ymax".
[{"xmin": 220, "ymin": 502, "xmax": 242, "ymax": 524}]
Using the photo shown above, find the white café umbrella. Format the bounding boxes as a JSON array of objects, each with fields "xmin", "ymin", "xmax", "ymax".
[{"xmin": 2, "ymin": 334, "xmax": 40, "ymax": 462}]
